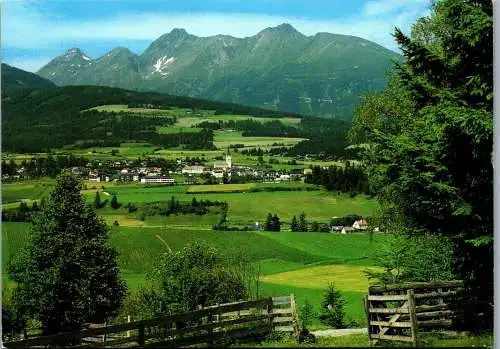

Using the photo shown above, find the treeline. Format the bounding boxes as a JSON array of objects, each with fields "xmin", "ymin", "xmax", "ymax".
[
  {"xmin": 3, "ymin": 106, "xmax": 213, "ymax": 152},
  {"xmin": 141, "ymin": 197, "xmax": 227, "ymax": 217},
  {"xmin": 2, "ymin": 201, "xmax": 41, "ymax": 222},
  {"xmin": 2, "ymin": 154, "xmax": 88, "ymax": 179},
  {"xmin": 194, "ymin": 119, "xmax": 302, "ymax": 137},
  {"xmin": 304, "ymin": 163, "xmax": 370, "ymax": 195},
  {"xmin": 195, "ymin": 117, "xmax": 354, "ymax": 159}
]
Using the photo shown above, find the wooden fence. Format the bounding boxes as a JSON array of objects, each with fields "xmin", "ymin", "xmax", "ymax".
[
  {"xmin": 5, "ymin": 294, "xmax": 299, "ymax": 348},
  {"xmin": 364, "ymin": 280, "xmax": 469, "ymax": 347}
]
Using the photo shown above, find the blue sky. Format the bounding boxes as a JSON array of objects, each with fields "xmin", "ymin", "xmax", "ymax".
[{"xmin": 2, "ymin": 0, "xmax": 431, "ymax": 72}]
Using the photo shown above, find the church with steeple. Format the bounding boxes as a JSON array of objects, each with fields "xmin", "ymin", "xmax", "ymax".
[{"xmin": 213, "ymin": 147, "xmax": 232, "ymax": 171}]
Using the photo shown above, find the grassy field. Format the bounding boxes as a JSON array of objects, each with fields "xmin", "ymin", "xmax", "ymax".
[
  {"xmin": 242, "ymin": 332, "xmax": 493, "ymax": 347},
  {"xmin": 214, "ymin": 131, "xmax": 306, "ymax": 149},
  {"xmin": 156, "ymin": 127, "xmax": 202, "ymax": 134},
  {"xmin": 82, "ymin": 189, "xmax": 378, "ymax": 226},
  {"xmin": 2, "ymin": 219, "xmax": 388, "ymax": 326},
  {"xmin": 3, "ymin": 181, "xmax": 377, "ymax": 226},
  {"xmin": 2, "ymin": 179, "xmax": 55, "ymax": 204}
]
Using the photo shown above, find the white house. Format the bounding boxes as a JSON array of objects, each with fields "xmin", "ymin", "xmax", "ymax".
[
  {"xmin": 182, "ymin": 165, "xmax": 205, "ymax": 175},
  {"xmin": 140, "ymin": 175, "xmax": 175, "ymax": 184},
  {"xmin": 353, "ymin": 219, "xmax": 369, "ymax": 230}
]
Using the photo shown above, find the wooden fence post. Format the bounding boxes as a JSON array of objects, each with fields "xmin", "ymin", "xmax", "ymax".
[
  {"xmin": 364, "ymin": 295, "xmax": 372, "ymax": 347},
  {"xmin": 127, "ymin": 315, "xmax": 131, "ymax": 338},
  {"xmin": 138, "ymin": 323, "xmax": 145, "ymax": 347},
  {"xmin": 267, "ymin": 301, "xmax": 274, "ymax": 335},
  {"xmin": 407, "ymin": 289, "xmax": 418, "ymax": 348}
]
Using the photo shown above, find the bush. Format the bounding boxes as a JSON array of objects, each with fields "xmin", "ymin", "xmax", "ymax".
[
  {"xmin": 318, "ymin": 283, "xmax": 347, "ymax": 329},
  {"xmin": 138, "ymin": 242, "xmax": 248, "ymax": 315},
  {"xmin": 2, "ymin": 285, "xmax": 26, "ymax": 341}
]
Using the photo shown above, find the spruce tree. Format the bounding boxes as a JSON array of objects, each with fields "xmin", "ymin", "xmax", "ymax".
[
  {"xmin": 8, "ymin": 172, "xmax": 126, "ymax": 336},
  {"xmin": 272, "ymin": 214, "xmax": 281, "ymax": 232},
  {"xmin": 298, "ymin": 212, "xmax": 308, "ymax": 232},
  {"xmin": 264, "ymin": 213, "xmax": 274, "ymax": 231},
  {"xmin": 290, "ymin": 215, "xmax": 298, "ymax": 232},
  {"xmin": 94, "ymin": 191, "xmax": 101, "ymax": 208},
  {"xmin": 110, "ymin": 194, "xmax": 119, "ymax": 209}
]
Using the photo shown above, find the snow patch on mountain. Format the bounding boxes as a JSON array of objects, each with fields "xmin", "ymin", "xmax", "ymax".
[
  {"xmin": 153, "ymin": 56, "xmax": 176, "ymax": 74},
  {"xmin": 82, "ymin": 55, "xmax": 92, "ymax": 61}
]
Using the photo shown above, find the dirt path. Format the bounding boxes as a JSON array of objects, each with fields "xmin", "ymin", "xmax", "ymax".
[{"xmin": 311, "ymin": 328, "xmax": 367, "ymax": 337}]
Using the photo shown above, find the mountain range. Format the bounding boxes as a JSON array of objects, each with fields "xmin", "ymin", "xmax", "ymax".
[{"xmin": 37, "ymin": 24, "xmax": 401, "ymax": 119}]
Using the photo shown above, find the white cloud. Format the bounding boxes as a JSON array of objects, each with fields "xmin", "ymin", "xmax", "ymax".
[
  {"xmin": 362, "ymin": 0, "xmax": 429, "ymax": 17},
  {"xmin": 3, "ymin": 0, "xmax": 431, "ymax": 71}
]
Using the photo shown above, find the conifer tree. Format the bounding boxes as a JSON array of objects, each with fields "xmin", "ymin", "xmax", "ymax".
[{"xmin": 8, "ymin": 172, "xmax": 126, "ymax": 336}]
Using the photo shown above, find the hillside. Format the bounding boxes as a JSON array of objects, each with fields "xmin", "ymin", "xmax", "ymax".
[
  {"xmin": 1, "ymin": 63, "xmax": 56, "ymax": 90},
  {"xmin": 37, "ymin": 24, "xmax": 401, "ymax": 119},
  {"xmin": 0, "ymin": 83, "xmax": 298, "ymax": 152},
  {"xmin": 1, "ymin": 82, "xmax": 350, "ymax": 156}
]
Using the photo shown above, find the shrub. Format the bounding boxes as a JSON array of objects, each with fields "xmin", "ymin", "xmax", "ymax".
[{"xmin": 139, "ymin": 242, "xmax": 248, "ymax": 315}]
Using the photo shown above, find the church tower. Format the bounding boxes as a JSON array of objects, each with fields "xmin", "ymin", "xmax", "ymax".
[{"xmin": 225, "ymin": 146, "xmax": 232, "ymax": 169}]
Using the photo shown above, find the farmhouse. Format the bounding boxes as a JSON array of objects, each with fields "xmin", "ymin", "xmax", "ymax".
[
  {"xmin": 140, "ymin": 175, "xmax": 175, "ymax": 184},
  {"xmin": 353, "ymin": 219, "xmax": 369, "ymax": 230}
]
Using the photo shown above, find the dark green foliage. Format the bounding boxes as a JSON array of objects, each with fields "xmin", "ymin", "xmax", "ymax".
[
  {"xmin": 2, "ymin": 285, "xmax": 26, "ymax": 341},
  {"xmin": 264, "ymin": 213, "xmax": 281, "ymax": 232},
  {"xmin": 290, "ymin": 215, "xmax": 298, "ymax": 232},
  {"xmin": 7, "ymin": 172, "xmax": 126, "ymax": 335},
  {"xmin": 1, "ymin": 202, "xmax": 40, "ymax": 222},
  {"xmin": 351, "ymin": 0, "xmax": 493, "ymax": 328},
  {"xmin": 365, "ymin": 233, "xmax": 454, "ymax": 284},
  {"xmin": 3, "ymin": 154, "xmax": 88, "ymax": 179},
  {"xmin": 1, "ymin": 63, "xmax": 56, "ymax": 90},
  {"xmin": 264, "ymin": 213, "xmax": 274, "ymax": 231},
  {"xmin": 330, "ymin": 214, "xmax": 363, "ymax": 227},
  {"xmin": 299, "ymin": 298, "xmax": 316, "ymax": 330},
  {"xmin": 110, "ymin": 195, "xmax": 120, "ymax": 209},
  {"xmin": 298, "ymin": 213, "xmax": 308, "ymax": 232},
  {"xmin": 136, "ymin": 242, "xmax": 247, "ymax": 316},
  {"xmin": 94, "ymin": 191, "xmax": 101, "ymax": 208},
  {"xmin": 318, "ymin": 283, "xmax": 347, "ymax": 329},
  {"xmin": 127, "ymin": 203, "xmax": 138, "ymax": 213},
  {"xmin": 310, "ymin": 221, "xmax": 320, "ymax": 232},
  {"xmin": 304, "ymin": 163, "xmax": 370, "ymax": 194},
  {"xmin": 272, "ymin": 214, "xmax": 281, "ymax": 232}
]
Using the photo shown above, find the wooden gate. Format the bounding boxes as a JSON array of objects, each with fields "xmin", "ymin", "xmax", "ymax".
[{"xmin": 364, "ymin": 280, "xmax": 466, "ymax": 347}]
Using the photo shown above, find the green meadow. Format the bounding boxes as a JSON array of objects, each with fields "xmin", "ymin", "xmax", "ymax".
[
  {"xmin": 2, "ymin": 221, "xmax": 387, "ymax": 326},
  {"xmin": 2, "ymin": 177, "xmax": 381, "ymax": 327},
  {"xmin": 213, "ymin": 131, "xmax": 306, "ymax": 149}
]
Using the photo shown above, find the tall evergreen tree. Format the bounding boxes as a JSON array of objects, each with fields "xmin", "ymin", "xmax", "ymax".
[
  {"xmin": 94, "ymin": 191, "xmax": 101, "ymax": 209},
  {"xmin": 298, "ymin": 213, "xmax": 308, "ymax": 232},
  {"xmin": 350, "ymin": 0, "xmax": 493, "ymax": 327},
  {"xmin": 110, "ymin": 194, "xmax": 119, "ymax": 210},
  {"xmin": 8, "ymin": 172, "xmax": 126, "ymax": 336},
  {"xmin": 264, "ymin": 213, "xmax": 274, "ymax": 231},
  {"xmin": 272, "ymin": 214, "xmax": 281, "ymax": 232},
  {"xmin": 290, "ymin": 215, "xmax": 298, "ymax": 232}
]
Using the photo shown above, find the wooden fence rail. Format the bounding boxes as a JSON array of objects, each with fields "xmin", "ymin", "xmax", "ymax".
[
  {"xmin": 5, "ymin": 294, "xmax": 299, "ymax": 348},
  {"xmin": 364, "ymin": 280, "xmax": 469, "ymax": 347}
]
